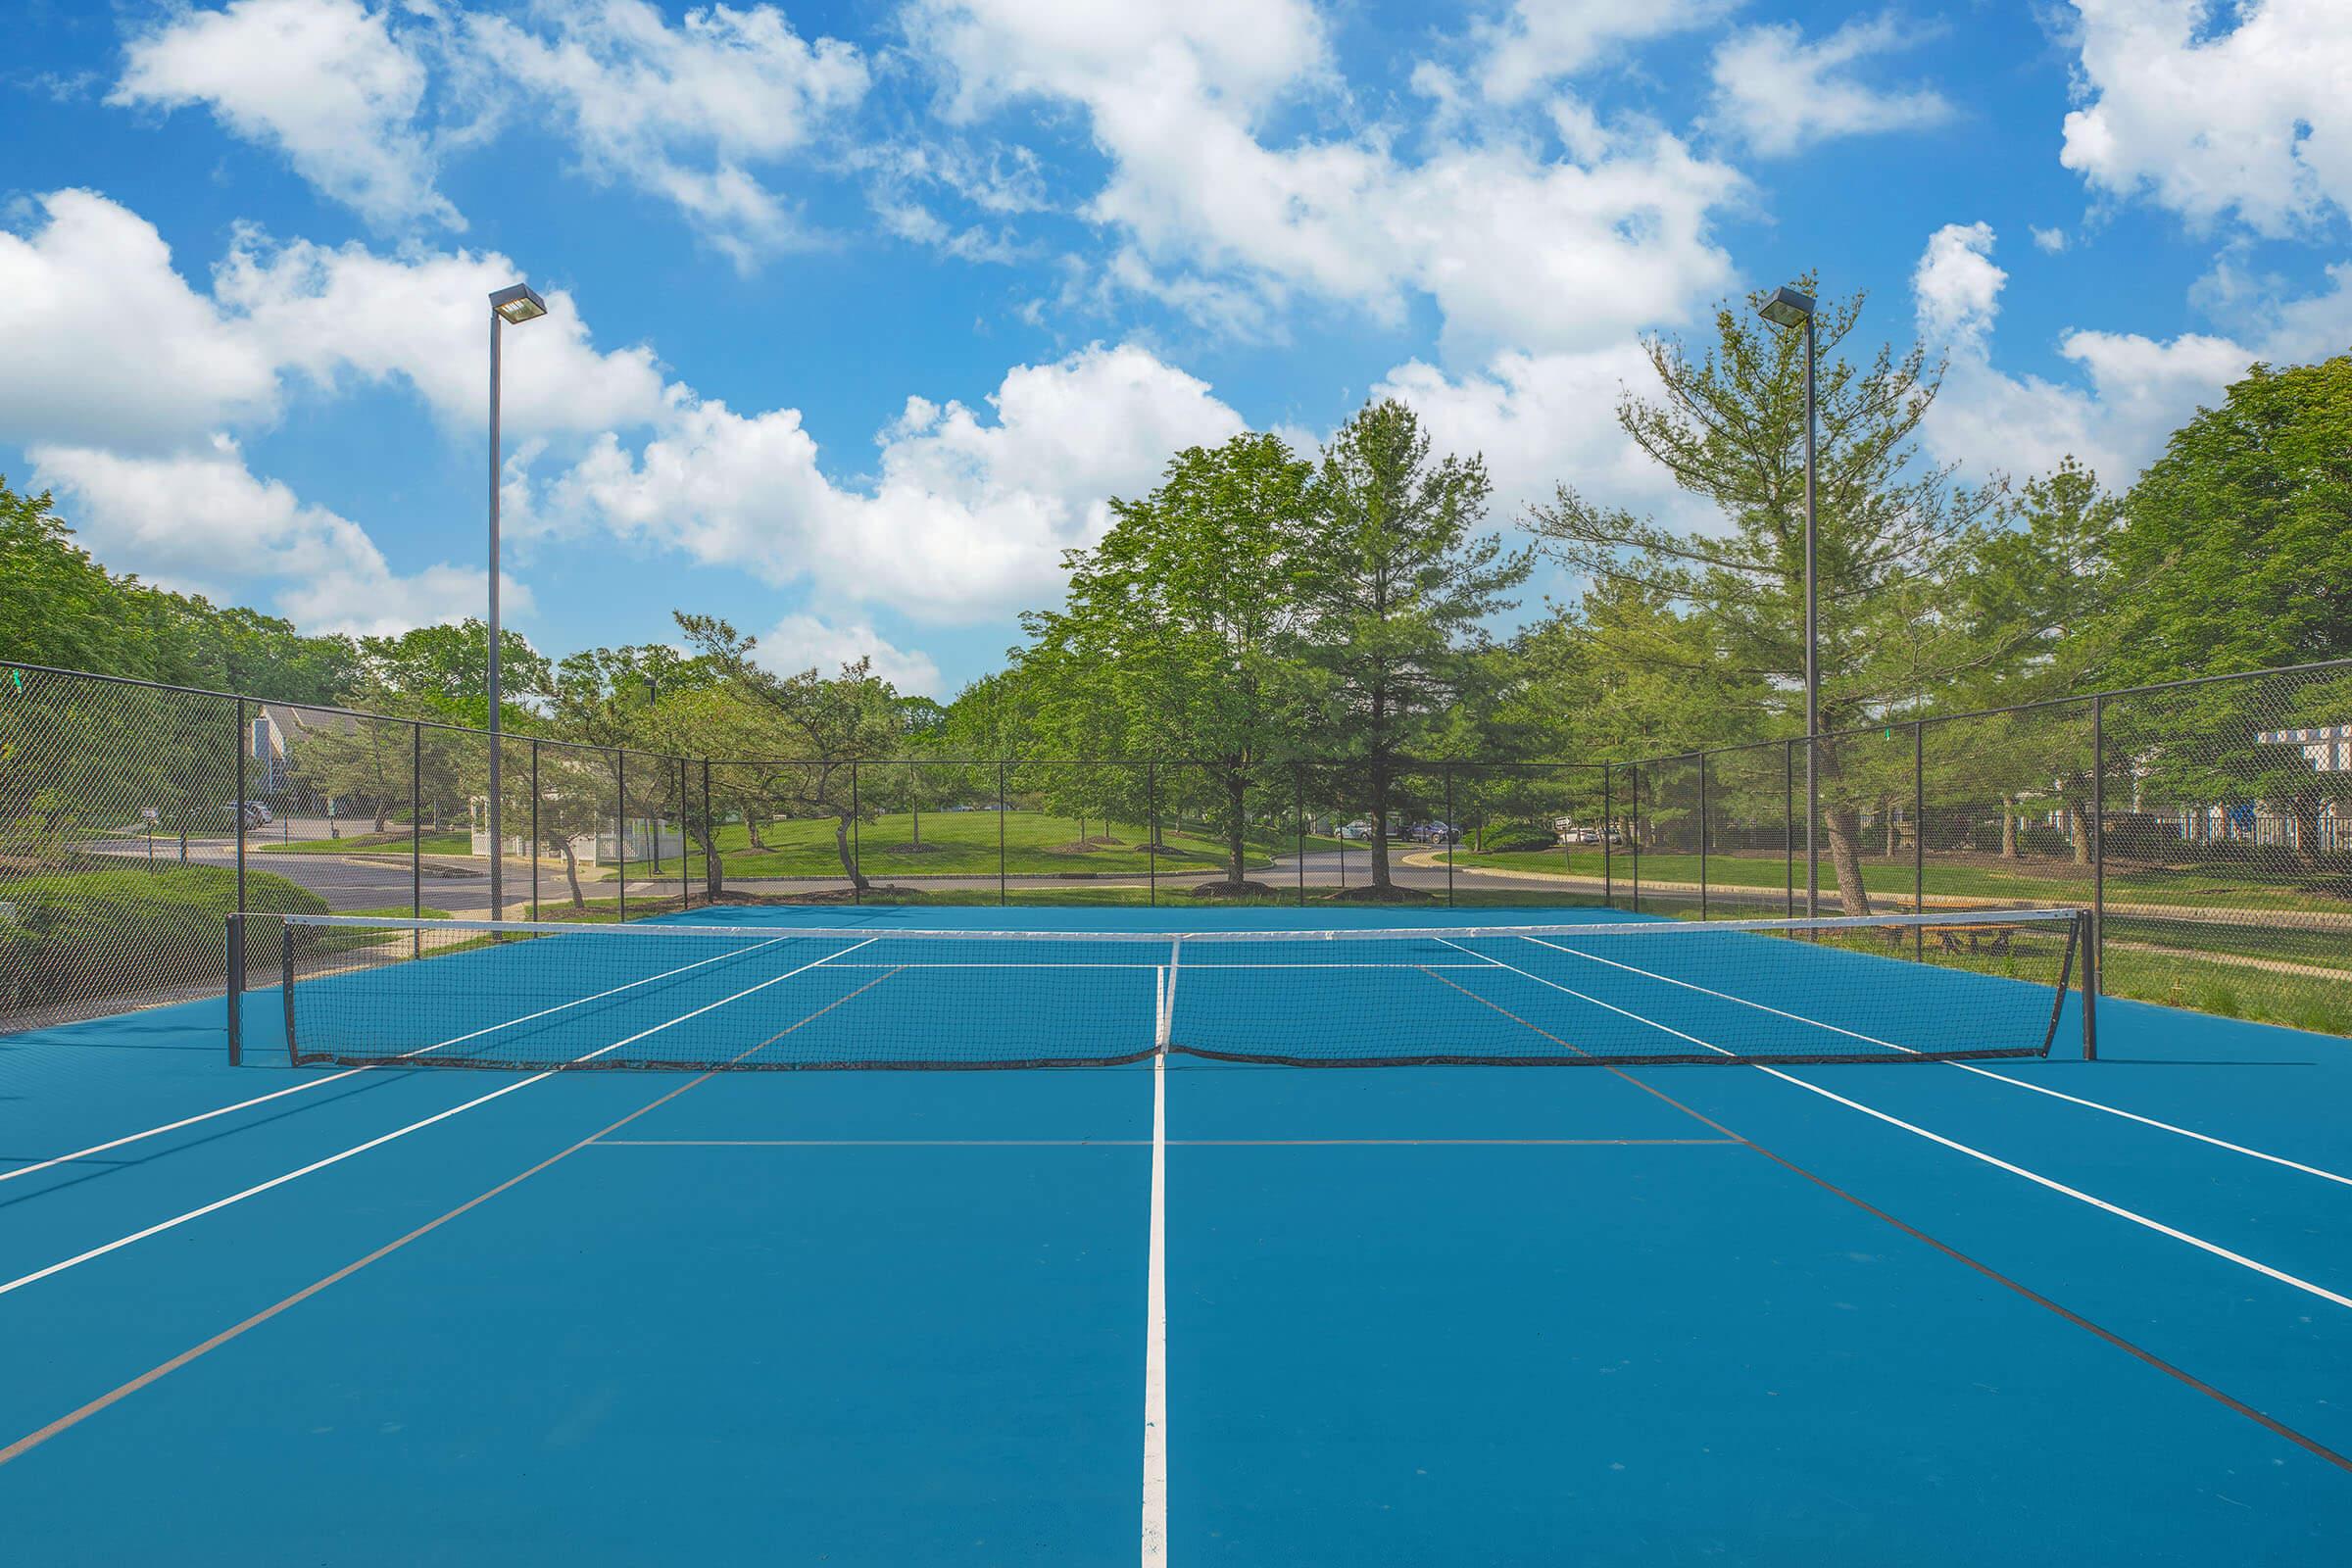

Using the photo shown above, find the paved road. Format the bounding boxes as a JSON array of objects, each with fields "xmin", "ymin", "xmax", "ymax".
[{"xmin": 85, "ymin": 834, "xmax": 493, "ymax": 913}]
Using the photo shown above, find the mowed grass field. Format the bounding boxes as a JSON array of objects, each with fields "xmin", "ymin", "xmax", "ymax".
[
  {"xmin": 1450, "ymin": 845, "xmax": 2352, "ymax": 914},
  {"xmin": 651, "ymin": 808, "xmax": 1360, "ymax": 881}
]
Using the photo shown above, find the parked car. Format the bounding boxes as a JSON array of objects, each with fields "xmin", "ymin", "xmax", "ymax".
[
  {"xmin": 226, "ymin": 801, "xmax": 272, "ymax": 829},
  {"xmin": 1336, "ymin": 820, "xmax": 1373, "ymax": 841}
]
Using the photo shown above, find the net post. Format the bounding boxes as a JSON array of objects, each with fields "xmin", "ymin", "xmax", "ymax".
[
  {"xmin": 280, "ymin": 920, "xmax": 298, "ymax": 1068},
  {"xmin": 1156, "ymin": 937, "xmax": 1181, "ymax": 1052},
  {"xmin": 224, "ymin": 913, "xmax": 243, "ymax": 1066},
  {"xmin": 2080, "ymin": 906, "xmax": 2098, "ymax": 1060}
]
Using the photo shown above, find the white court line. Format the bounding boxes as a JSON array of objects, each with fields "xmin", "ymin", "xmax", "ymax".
[
  {"xmin": 1140, "ymin": 1045, "xmax": 1168, "ymax": 1567},
  {"xmin": 1513, "ymin": 933, "xmax": 2352, "ymax": 1189},
  {"xmin": 0, "ymin": 932, "xmax": 809, "ymax": 1189},
  {"xmin": 0, "ymin": 940, "xmax": 876, "ymax": 1300},
  {"xmin": 1433, "ymin": 938, "xmax": 2352, "ymax": 1314}
]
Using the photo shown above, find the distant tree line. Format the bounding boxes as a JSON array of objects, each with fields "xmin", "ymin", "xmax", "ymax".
[{"xmin": 7, "ymin": 279, "xmax": 2348, "ymax": 906}]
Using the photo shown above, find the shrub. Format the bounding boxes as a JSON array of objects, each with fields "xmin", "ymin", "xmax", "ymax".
[{"xmin": 0, "ymin": 864, "xmax": 327, "ymax": 1014}]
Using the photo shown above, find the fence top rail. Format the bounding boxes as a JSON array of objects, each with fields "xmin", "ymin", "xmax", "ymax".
[
  {"xmin": 275, "ymin": 905, "xmax": 2082, "ymax": 946},
  {"xmin": 713, "ymin": 756, "xmax": 1608, "ymax": 770}
]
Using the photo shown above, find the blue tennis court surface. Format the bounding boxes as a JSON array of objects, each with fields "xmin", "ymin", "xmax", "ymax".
[{"xmin": 2, "ymin": 903, "xmax": 2348, "ymax": 1563}]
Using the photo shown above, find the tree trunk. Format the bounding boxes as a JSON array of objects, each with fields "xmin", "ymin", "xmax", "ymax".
[
  {"xmin": 1885, "ymin": 805, "xmax": 1898, "ymax": 858},
  {"xmin": 2068, "ymin": 795, "xmax": 2092, "ymax": 866},
  {"xmin": 834, "ymin": 813, "xmax": 865, "ymax": 889},
  {"xmin": 910, "ymin": 799, "xmax": 922, "ymax": 850},
  {"xmin": 2287, "ymin": 792, "xmax": 2325, "ymax": 866},
  {"xmin": 560, "ymin": 839, "xmax": 585, "ymax": 909},
  {"xmin": 1999, "ymin": 796, "xmax": 2016, "ymax": 858},
  {"xmin": 372, "ymin": 804, "xmax": 388, "ymax": 833},
  {"xmin": 746, "ymin": 813, "xmax": 769, "ymax": 851},
  {"xmin": 1224, "ymin": 767, "xmax": 1248, "ymax": 887},
  {"xmin": 1822, "ymin": 805, "xmax": 1872, "ymax": 914},
  {"xmin": 1369, "ymin": 766, "xmax": 1393, "ymax": 889}
]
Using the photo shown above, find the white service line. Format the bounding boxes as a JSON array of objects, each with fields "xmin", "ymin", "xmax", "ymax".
[
  {"xmin": 1513, "ymin": 933, "xmax": 2352, "ymax": 1188},
  {"xmin": 1, "ymin": 932, "xmax": 813, "ymax": 1189},
  {"xmin": 0, "ymin": 939, "xmax": 876, "ymax": 1300},
  {"xmin": 1434, "ymin": 938, "xmax": 2352, "ymax": 1314},
  {"xmin": 1141, "ymin": 1046, "xmax": 1169, "ymax": 1567}
]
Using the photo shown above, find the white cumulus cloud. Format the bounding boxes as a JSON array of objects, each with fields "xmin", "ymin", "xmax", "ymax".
[
  {"xmin": 1912, "ymin": 223, "xmax": 2352, "ymax": 490},
  {"xmin": 755, "ymin": 613, "xmax": 942, "ymax": 694},
  {"xmin": 114, "ymin": 0, "xmax": 460, "ymax": 231},
  {"xmin": 27, "ymin": 436, "xmax": 520, "ymax": 636},
  {"xmin": 1710, "ymin": 14, "xmax": 1953, "ymax": 156},
  {"xmin": 0, "ymin": 190, "xmax": 281, "ymax": 451},
  {"xmin": 1465, "ymin": 0, "xmax": 1738, "ymax": 106},
  {"xmin": 905, "ymin": 1, "xmax": 1744, "ymax": 356},
  {"xmin": 2060, "ymin": 0, "xmax": 2352, "ymax": 235},
  {"xmin": 540, "ymin": 343, "xmax": 1247, "ymax": 622},
  {"xmin": 467, "ymin": 0, "xmax": 870, "ymax": 268}
]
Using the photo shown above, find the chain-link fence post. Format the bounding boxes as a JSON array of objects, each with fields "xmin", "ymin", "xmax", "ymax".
[
  {"xmin": 1601, "ymin": 763, "xmax": 1613, "ymax": 909},
  {"xmin": 2091, "ymin": 693, "xmax": 2105, "ymax": 997},
  {"xmin": 234, "ymin": 697, "xmax": 248, "ymax": 913}
]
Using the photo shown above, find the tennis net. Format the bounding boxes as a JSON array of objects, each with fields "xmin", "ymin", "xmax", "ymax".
[{"xmin": 238, "ymin": 907, "xmax": 2088, "ymax": 1071}]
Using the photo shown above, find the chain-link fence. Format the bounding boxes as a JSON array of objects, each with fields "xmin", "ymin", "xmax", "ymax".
[
  {"xmin": 1625, "ymin": 662, "xmax": 2352, "ymax": 1035},
  {"xmin": 8, "ymin": 657, "xmax": 2351, "ymax": 1038}
]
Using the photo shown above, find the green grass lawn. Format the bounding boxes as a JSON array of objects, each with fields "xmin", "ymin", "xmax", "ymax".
[
  {"xmin": 1449, "ymin": 846, "xmax": 2352, "ymax": 913},
  {"xmin": 653, "ymin": 809, "xmax": 1354, "ymax": 881}
]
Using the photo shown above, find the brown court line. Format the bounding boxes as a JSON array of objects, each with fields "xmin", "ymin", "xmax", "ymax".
[
  {"xmin": 591, "ymin": 1137, "xmax": 1740, "ymax": 1148},
  {"xmin": 1421, "ymin": 965, "xmax": 2352, "ymax": 1476},
  {"xmin": 0, "ymin": 967, "xmax": 906, "ymax": 1470}
]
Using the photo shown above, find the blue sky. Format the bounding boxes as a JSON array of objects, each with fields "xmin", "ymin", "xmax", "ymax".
[{"xmin": 4, "ymin": 0, "xmax": 2347, "ymax": 697}]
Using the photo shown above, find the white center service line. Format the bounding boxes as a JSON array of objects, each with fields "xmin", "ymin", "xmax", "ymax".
[
  {"xmin": 1513, "ymin": 932, "xmax": 2352, "ymax": 1188},
  {"xmin": 0, "ymin": 940, "xmax": 876, "ymax": 1300},
  {"xmin": 1141, "ymin": 1046, "xmax": 1169, "ymax": 1567},
  {"xmin": 1433, "ymin": 938, "xmax": 2352, "ymax": 1314}
]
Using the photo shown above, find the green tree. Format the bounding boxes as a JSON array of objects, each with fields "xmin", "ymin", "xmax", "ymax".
[
  {"xmin": 1526, "ymin": 279, "xmax": 2005, "ymax": 912},
  {"xmin": 1294, "ymin": 400, "xmax": 1530, "ymax": 894},
  {"xmin": 358, "ymin": 620, "xmax": 551, "ymax": 725},
  {"xmin": 675, "ymin": 615, "xmax": 906, "ymax": 890},
  {"xmin": 2105, "ymin": 356, "xmax": 2352, "ymax": 679},
  {"xmin": 1021, "ymin": 433, "xmax": 1314, "ymax": 889}
]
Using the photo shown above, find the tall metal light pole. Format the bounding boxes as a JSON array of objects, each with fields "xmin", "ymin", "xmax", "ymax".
[
  {"xmin": 486, "ymin": 282, "xmax": 548, "ymax": 922},
  {"xmin": 1757, "ymin": 285, "xmax": 1820, "ymax": 916}
]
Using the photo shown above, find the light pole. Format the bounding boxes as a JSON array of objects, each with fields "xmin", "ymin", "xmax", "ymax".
[
  {"xmin": 1757, "ymin": 284, "xmax": 1819, "ymax": 917},
  {"xmin": 486, "ymin": 282, "xmax": 547, "ymax": 922}
]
